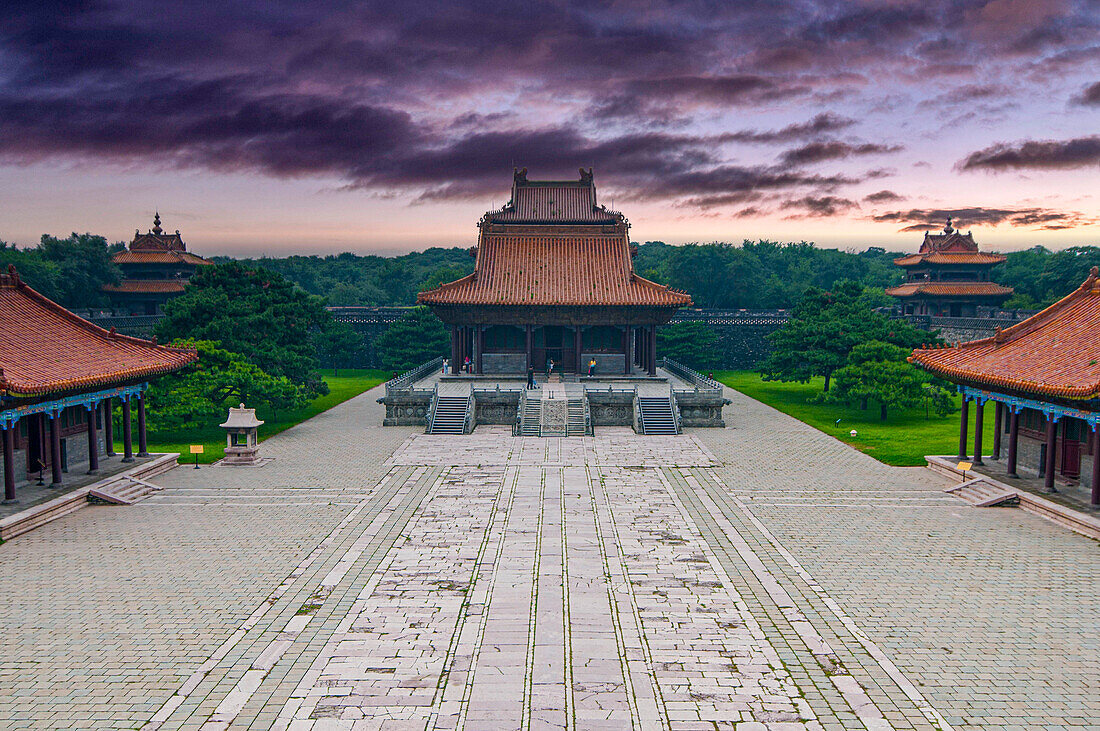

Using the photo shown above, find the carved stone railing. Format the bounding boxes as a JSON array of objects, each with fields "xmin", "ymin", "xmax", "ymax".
[
  {"xmin": 660, "ymin": 358, "xmax": 722, "ymax": 396},
  {"xmin": 384, "ymin": 357, "xmax": 443, "ymax": 398}
]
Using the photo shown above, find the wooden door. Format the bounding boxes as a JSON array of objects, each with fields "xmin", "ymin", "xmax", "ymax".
[{"xmin": 1062, "ymin": 439, "xmax": 1082, "ymax": 478}]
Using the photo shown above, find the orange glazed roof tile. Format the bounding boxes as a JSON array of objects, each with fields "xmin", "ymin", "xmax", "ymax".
[
  {"xmin": 485, "ymin": 167, "xmax": 621, "ymax": 224},
  {"xmin": 894, "ymin": 252, "xmax": 1007, "ymax": 266},
  {"xmin": 910, "ymin": 267, "xmax": 1100, "ymax": 401},
  {"xmin": 0, "ymin": 268, "xmax": 196, "ymax": 397},
  {"xmin": 102, "ymin": 280, "xmax": 188, "ymax": 294},
  {"xmin": 113, "ymin": 250, "xmax": 211, "ymax": 266},
  {"xmin": 418, "ymin": 232, "xmax": 691, "ymax": 307},
  {"xmin": 884, "ymin": 281, "xmax": 1014, "ymax": 297}
]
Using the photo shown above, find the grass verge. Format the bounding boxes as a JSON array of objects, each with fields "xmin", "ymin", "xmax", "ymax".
[
  {"xmin": 124, "ymin": 369, "xmax": 389, "ymax": 464},
  {"xmin": 713, "ymin": 370, "xmax": 996, "ymax": 467}
]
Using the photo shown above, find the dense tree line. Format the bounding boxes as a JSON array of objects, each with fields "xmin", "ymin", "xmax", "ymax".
[{"xmin": 3, "ymin": 233, "xmax": 1098, "ymax": 314}]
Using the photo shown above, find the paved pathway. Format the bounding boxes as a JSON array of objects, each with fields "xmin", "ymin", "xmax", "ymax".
[{"xmin": 0, "ymin": 384, "xmax": 1096, "ymax": 730}]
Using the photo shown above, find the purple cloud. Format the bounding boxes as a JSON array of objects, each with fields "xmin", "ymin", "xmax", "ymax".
[{"xmin": 958, "ymin": 136, "xmax": 1100, "ymax": 171}]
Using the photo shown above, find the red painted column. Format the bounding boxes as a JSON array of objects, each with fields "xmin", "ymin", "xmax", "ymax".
[
  {"xmin": 86, "ymin": 407, "xmax": 99, "ymax": 474},
  {"xmin": 103, "ymin": 398, "xmax": 115, "ymax": 456},
  {"xmin": 1043, "ymin": 415, "xmax": 1057, "ymax": 492},
  {"xmin": 574, "ymin": 326, "xmax": 583, "ymax": 373},
  {"xmin": 137, "ymin": 394, "xmax": 149, "ymax": 457},
  {"xmin": 526, "ymin": 325, "xmax": 533, "ymax": 373},
  {"xmin": 3, "ymin": 422, "xmax": 16, "ymax": 503},
  {"xmin": 991, "ymin": 401, "xmax": 1003, "ymax": 460},
  {"xmin": 122, "ymin": 398, "xmax": 134, "ymax": 463},
  {"xmin": 49, "ymin": 412, "xmax": 63, "ymax": 486},
  {"xmin": 475, "ymin": 326, "xmax": 483, "ymax": 375},
  {"xmin": 1091, "ymin": 425, "xmax": 1099, "ymax": 507},
  {"xmin": 1006, "ymin": 409, "xmax": 1020, "ymax": 478},
  {"xmin": 957, "ymin": 397, "xmax": 969, "ymax": 460},
  {"xmin": 451, "ymin": 326, "xmax": 460, "ymax": 374},
  {"xmin": 647, "ymin": 324, "xmax": 657, "ymax": 376},
  {"xmin": 622, "ymin": 326, "xmax": 631, "ymax": 375},
  {"xmin": 973, "ymin": 399, "xmax": 985, "ymax": 465}
]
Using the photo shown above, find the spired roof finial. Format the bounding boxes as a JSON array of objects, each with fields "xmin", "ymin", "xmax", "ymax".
[
  {"xmin": 152, "ymin": 211, "xmax": 162, "ymax": 235},
  {"xmin": 943, "ymin": 216, "xmax": 954, "ymax": 234}
]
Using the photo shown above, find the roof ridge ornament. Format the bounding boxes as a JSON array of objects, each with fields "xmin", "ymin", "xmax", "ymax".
[{"xmin": 152, "ymin": 211, "xmax": 163, "ymax": 235}]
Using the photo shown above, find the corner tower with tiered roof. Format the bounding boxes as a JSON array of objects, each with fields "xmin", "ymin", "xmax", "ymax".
[{"xmin": 886, "ymin": 219, "xmax": 1013, "ymax": 316}]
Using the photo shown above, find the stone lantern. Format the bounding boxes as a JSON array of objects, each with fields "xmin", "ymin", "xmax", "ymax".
[{"xmin": 220, "ymin": 403, "xmax": 264, "ymax": 465}]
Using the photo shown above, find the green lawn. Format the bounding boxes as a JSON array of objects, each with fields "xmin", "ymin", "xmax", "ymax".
[
  {"xmin": 124, "ymin": 369, "xmax": 389, "ymax": 464},
  {"xmin": 713, "ymin": 370, "xmax": 996, "ymax": 467}
]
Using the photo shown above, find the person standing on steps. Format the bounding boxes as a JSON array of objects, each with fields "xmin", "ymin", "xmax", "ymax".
[
  {"xmin": 527, "ymin": 365, "xmax": 536, "ymax": 389},
  {"xmin": 587, "ymin": 358, "xmax": 596, "ymax": 376},
  {"xmin": 546, "ymin": 357, "xmax": 554, "ymax": 378}
]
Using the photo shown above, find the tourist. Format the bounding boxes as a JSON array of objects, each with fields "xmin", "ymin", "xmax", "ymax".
[
  {"xmin": 546, "ymin": 357, "xmax": 554, "ymax": 377},
  {"xmin": 527, "ymin": 365, "xmax": 536, "ymax": 389},
  {"xmin": 463, "ymin": 356, "xmax": 471, "ymax": 373},
  {"xmin": 588, "ymin": 358, "xmax": 596, "ymax": 376},
  {"xmin": 442, "ymin": 358, "xmax": 449, "ymax": 374}
]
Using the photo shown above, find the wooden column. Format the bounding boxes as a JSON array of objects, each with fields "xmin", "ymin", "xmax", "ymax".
[
  {"xmin": 1006, "ymin": 409, "xmax": 1020, "ymax": 478},
  {"xmin": 475, "ymin": 326, "xmax": 483, "ymax": 375},
  {"xmin": 957, "ymin": 397, "xmax": 969, "ymax": 460},
  {"xmin": 49, "ymin": 412, "xmax": 63, "ymax": 486},
  {"xmin": 622, "ymin": 326, "xmax": 631, "ymax": 375},
  {"xmin": 1091, "ymin": 425, "xmax": 1099, "ymax": 507},
  {"xmin": 574, "ymin": 327, "xmax": 583, "ymax": 373},
  {"xmin": 1043, "ymin": 415, "xmax": 1057, "ymax": 492},
  {"xmin": 122, "ymin": 398, "xmax": 134, "ymax": 463},
  {"xmin": 647, "ymin": 324, "xmax": 657, "ymax": 376},
  {"xmin": 451, "ymin": 326, "xmax": 460, "ymax": 374},
  {"xmin": 103, "ymin": 398, "xmax": 115, "ymax": 456},
  {"xmin": 525, "ymin": 325, "xmax": 533, "ymax": 372},
  {"xmin": 137, "ymin": 394, "xmax": 149, "ymax": 457},
  {"xmin": 973, "ymin": 399, "xmax": 984, "ymax": 465},
  {"xmin": 86, "ymin": 407, "xmax": 99, "ymax": 474},
  {"xmin": 991, "ymin": 401, "xmax": 1003, "ymax": 460},
  {"xmin": 3, "ymin": 422, "xmax": 16, "ymax": 504}
]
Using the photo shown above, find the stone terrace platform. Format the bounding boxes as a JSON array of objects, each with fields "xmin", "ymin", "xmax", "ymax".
[
  {"xmin": 382, "ymin": 360, "xmax": 729, "ymax": 431},
  {"xmin": 0, "ymin": 383, "xmax": 1096, "ymax": 729}
]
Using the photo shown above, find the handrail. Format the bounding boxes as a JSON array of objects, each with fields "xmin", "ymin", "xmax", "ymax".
[
  {"xmin": 514, "ymin": 389, "xmax": 527, "ymax": 436},
  {"xmin": 660, "ymin": 357, "xmax": 722, "ymax": 395},
  {"xmin": 633, "ymin": 390, "xmax": 644, "ymax": 434},
  {"xmin": 671, "ymin": 394, "xmax": 683, "ymax": 434},
  {"xmin": 583, "ymin": 395, "xmax": 593, "ymax": 436},
  {"xmin": 426, "ymin": 384, "xmax": 440, "ymax": 434},
  {"xmin": 462, "ymin": 393, "xmax": 474, "ymax": 434},
  {"xmin": 385, "ymin": 357, "xmax": 444, "ymax": 398}
]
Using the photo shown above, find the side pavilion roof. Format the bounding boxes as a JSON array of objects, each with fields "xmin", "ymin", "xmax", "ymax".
[
  {"xmin": 909, "ymin": 267, "xmax": 1100, "ymax": 401},
  {"xmin": 0, "ymin": 267, "xmax": 196, "ymax": 398}
]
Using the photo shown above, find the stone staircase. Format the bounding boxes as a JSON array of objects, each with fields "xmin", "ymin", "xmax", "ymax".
[
  {"xmin": 943, "ymin": 478, "xmax": 1018, "ymax": 507},
  {"xmin": 637, "ymin": 395, "xmax": 679, "ymax": 435},
  {"xmin": 427, "ymin": 394, "xmax": 471, "ymax": 434},
  {"xmin": 518, "ymin": 393, "xmax": 542, "ymax": 436},
  {"xmin": 566, "ymin": 397, "xmax": 587, "ymax": 436}
]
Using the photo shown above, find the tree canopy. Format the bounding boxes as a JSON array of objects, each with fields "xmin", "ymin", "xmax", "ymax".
[
  {"xmin": 760, "ymin": 282, "xmax": 934, "ymax": 391},
  {"xmin": 373, "ymin": 306, "xmax": 448, "ymax": 372},
  {"xmin": 0, "ymin": 234, "xmax": 121, "ymax": 309},
  {"xmin": 817, "ymin": 340, "xmax": 930, "ymax": 421},
  {"xmin": 155, "ymin": 261, "xmax": 337, "ymax": 397},
  {"xmin": 656, "ymin": 321, "xmax": 719, "ymax": 371}
]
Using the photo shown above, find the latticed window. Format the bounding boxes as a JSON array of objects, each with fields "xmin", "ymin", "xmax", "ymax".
[
  {"xmin": 484, "ymin": 325, "xmax": 524, "ymax": 351},
  {"xmin": 582, "ymin": 326, "xmax": 621, "ymax": 351}
]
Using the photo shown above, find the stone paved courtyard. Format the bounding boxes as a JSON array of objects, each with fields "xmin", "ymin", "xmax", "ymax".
[{"xmin": 0, "ymin": 385, "xmax": 1097, "ymax": 730}]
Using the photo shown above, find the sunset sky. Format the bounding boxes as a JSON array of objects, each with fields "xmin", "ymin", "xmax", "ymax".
[{"xmin": 2, "ymin": 0, "xmax": 1098, "ymax": 257}]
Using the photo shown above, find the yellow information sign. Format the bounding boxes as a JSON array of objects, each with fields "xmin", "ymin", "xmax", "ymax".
[
  {"xmin": 957, "ymin": 461, "xmax": 973, "ymax": 472},
  {"xmin": 190, "ymin": 444, "xmax": 204, "ymax": 454}
]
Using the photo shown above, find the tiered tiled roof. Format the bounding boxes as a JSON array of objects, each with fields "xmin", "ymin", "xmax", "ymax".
[
  {"xmin": 910, "ymin": 267, "xmax": 1100, "ymax": 400},
  {"xmin": 885, "ymin": 282, "xmax": 1014, "ymax": 298},
  {"xmin": 419, "ymin": 233, "xmax": 691, "ymax": 307},
  {"xmin": 0, "ymin": 267, "xmax": 196, "ymax": 397},
  {"xmin": 485, "ymin": 168, "xmax": 621, "ymax": 224},
  {"xmin": 111, "ymin": 212, "xmax": 212, "ymax": 268},
  {"xmin": 894, "ymin": 219, "xmax": 1006, "ymax": 267},
  {"xmin": 102, "ymin": 280, "xmax": 188, "ymax": 294}
]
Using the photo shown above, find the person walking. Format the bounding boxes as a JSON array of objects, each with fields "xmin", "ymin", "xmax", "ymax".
[
  {"xmin": 587, "ymin": 358, "xmax": 596, "ymax": 376},
  {"xmin": 527, "ymin": 365, "xmax": 536, "ymax": 389}
]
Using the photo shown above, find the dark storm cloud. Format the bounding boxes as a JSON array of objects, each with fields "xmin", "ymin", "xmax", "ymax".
[
  {"xmin": 725, "ymin": 113, "xmax": 856, "ymax": 144},
  {"xmin": 872, "ymin": 207, "xmax": 1095, "ymax": 231},
  {"xmin": 863, "ymin": 190, "xmax": 905, "ymax": 204},
  {"xmin": 780, "ymin": 142, "xmax": 902, "ymax": 166},
  {"xmin": 0, "ymin": 0, "xmax": 1098, "ymax": 212},
  {"xmin": 781, "ymin": 196, "xmax": 859, "ymax": 217},
  {"xmin": 1071, "ymin": 81, "xmax": 1100, "ymax": 106},
  {"xmin": 958, "ymin": 136, "xmax": 1100, "ymax": 171}
]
